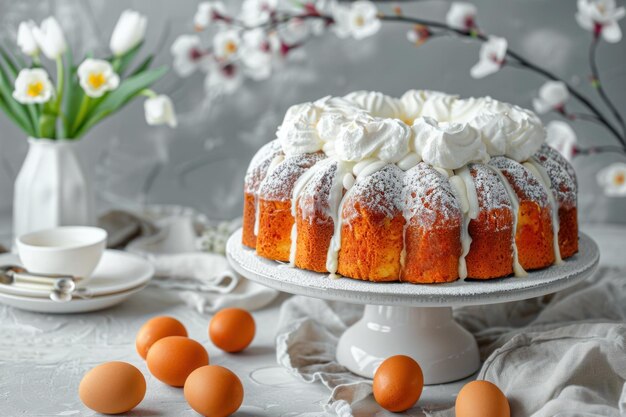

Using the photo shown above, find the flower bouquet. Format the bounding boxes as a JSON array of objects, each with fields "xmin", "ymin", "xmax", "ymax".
[{"xmin": 1, "ymin": 10, "xmax": 177, "ymax": 237}]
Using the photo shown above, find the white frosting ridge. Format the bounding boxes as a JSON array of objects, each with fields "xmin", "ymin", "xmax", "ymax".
[
  {"xmin": 485, "ymin": 165, "xmax": 528, "ymax": 277},
  {"xmin": 525, "ymin": 159, "xmax": 563, "ymax": 264},
  {"xmin": 456, "ymin": 167, "xmax": 478, "ymax": 280}
]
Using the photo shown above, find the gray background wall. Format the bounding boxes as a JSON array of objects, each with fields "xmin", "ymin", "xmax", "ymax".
[{"xmin": 0, "ymin": 0, "xmax": 624, "ymax": 233}]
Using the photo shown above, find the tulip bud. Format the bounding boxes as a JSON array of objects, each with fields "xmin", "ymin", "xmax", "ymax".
[
  {"xmin": 17, "ymin": 20, "xmax": 39, "ymax": 57},
  {"xmin": 110, "ymin": 10, "xmax": 148, "ymax": 56},
  {"xmin": 32, "ymin": 17, "xmax": 67, "ymax": 60}
]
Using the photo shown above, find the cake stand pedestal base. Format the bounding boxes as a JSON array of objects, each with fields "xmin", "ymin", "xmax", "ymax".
[{"xmin": 336, "ymin": 305, "xmax": 479, "ymax": 384}]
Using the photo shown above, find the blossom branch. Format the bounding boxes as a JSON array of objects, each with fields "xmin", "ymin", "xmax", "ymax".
[
  {"xmin": 376, "ymin": 13, "xmax": 625, "ymax": 147},
  {"xmin": 589, "ymin": 34, "xmax": 626, "ymax": 136}
]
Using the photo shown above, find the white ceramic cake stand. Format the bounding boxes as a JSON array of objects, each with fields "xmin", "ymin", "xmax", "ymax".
[{"xmin": 226, "ymin": 229, "xmax": 599, "ymax": 384}]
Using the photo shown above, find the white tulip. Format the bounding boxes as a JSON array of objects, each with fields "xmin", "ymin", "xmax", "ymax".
[
  {"xmin": 597, "ymin": 162, "xmax": 626, "ymax": 196},
  {"xmin": 446, "ymin": 2, "xmax": 477, "ymax": 31},
  {"xmin": 194, "ymin": 2, "xmax": 227, "ymax": 30},
  {"xmin": 12, "ymin": 68, "xmax": 54, "ymax": 104},
  {"xmin": 213, "ymin": 29, "xmax": 241, "ymax": 60},
  {"xmin": 470, "ymin": 36, "xmax": 507, "ymax": 79},
  {"xmin": 576, "ymin": 0, "xmax": 625, "ymax": 43},
  {"xmin": 332, "ymin": 0, "xmax": 380, "ymax": 40},
  {"xmin": 144, "ymin": 95, "xmax": 177, "ymax": 128},
  {"xmin": 533, "ymin": 81, "xmax": 569, "ymax": 114},
  {"xmin": 32, "ymin": 17, "xmax": 67, "ymax": 60},
  {"xmin": 546, "ymin": 121, "xmax": 577, "ymax": 161},
  {"xmin": 170, "ymin": 35, "xmax": 210, "ymax": 77},
  {"xmin": 110, "ymin": 10, "xmax": 147, "ymax": 56},
  {"xmin": 17, "ymin": 20, "xmax": 39, "ymax": 57},
  {"xmin": 77, "ymin": 59, "xmax": 120, "ymax": 98}
]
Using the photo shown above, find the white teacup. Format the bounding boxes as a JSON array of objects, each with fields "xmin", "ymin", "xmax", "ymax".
[{"xmin": 16, "ymin": 226, "xmax": 108, "ymax": 285}]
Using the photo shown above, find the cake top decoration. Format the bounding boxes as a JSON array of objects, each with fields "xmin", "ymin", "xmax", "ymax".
[{"xmin": 276, "ymin": 90, "xmax": 546, "ymax": 171}]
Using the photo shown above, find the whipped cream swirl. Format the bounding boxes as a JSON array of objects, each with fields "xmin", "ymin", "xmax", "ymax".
[
  {"xmin": 412, "ymin": 117, "xmax": 488, "ymax": 170},
  {"xmin": 333, "ymin": 115, "xmax": 411, "ymax": 163}
]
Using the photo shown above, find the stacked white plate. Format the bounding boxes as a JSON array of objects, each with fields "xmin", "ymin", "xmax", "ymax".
[{"xmin": 0, "ymin": 250, "xmax": 154, "ymax": 313}]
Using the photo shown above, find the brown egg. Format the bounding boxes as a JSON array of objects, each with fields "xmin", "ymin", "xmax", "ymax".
[
  {"xmin": 184, "ymin": 365, "xmax": 244, "ymax": 417},
  {"xmin": 136, "ymin": 316, "xmax": 188, "ymax": 359},
  {"xmin": 209, "ymin": 308, "xmax": 256, "ymax": 353},
  {"xmin": 79, "ymin": 362, "xmax": 146, "ymax": 414},
  {"xmin": 147, "ymin": 336, "xmax": 209, "ymax": 387},
  {"xmin": 373, "ymin": 355, "xmax": 424, "ymax": 412},
  {"xmin": 455, "ymin": 380, "xmax": 510, "ymax": 417}
]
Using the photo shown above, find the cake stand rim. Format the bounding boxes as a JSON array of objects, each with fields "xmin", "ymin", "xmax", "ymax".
[{"xmin": 226, "ymin": 229, "xmax": 599, "ymax": 307}]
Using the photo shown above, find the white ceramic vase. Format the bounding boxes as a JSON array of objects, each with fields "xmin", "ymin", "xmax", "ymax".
[{"xmin": 13, "ymin": 138, "xmax": 95, "ymax": 239}]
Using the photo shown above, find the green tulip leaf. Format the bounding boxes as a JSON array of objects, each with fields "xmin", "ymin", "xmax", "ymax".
[{"xmin": 73, "ymin": 66, "xmax": 167, "ymax": 138}]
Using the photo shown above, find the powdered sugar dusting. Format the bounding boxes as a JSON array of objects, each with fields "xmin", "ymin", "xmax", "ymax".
[
  {"xmin": 297, "ymin": 161, "xmax": 338, "ymax": 222},
  {"xmin": 402, "ymin": 162, "xmax": 462, "ymax": 227},
  {"xmin": 343, "ymin": 164, "xmax": 403, "ymax": 221},
  {"xmin": 489, "ymin": 156, "xmax": 549, "ymax": 207},
  {"xmin": 469, "ymin": 163, "xmax": 513, "ymax": 220},
  {"xmin": 244, "ymin": 140, "xmax": 283, "ymax": 194},
  {"xmin": 259, "ymin": 153, "xmax": 326, "ymax": 201},
  {"xmin": 534, "ymin": 144, "xmax": 577, "ymax": 209}
]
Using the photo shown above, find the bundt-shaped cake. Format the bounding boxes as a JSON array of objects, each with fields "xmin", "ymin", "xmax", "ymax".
[{"xmin": 242, "ymin": 90, "xmax": 578, "ymax": 284}]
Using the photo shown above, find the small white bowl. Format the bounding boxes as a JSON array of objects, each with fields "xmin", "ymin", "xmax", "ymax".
[{"xmin": 16, "ymin": 227, "xmax": 108, "ymax": 285}]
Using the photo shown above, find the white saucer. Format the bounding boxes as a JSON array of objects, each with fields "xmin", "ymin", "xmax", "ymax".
[{"xmin": 0, "ymin": 250, "xmax": 154, "ymax": 313}]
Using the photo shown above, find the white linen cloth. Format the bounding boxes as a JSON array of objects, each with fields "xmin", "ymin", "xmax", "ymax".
[
  {"xmin": 102, "ymin": 209, "xmax": 278, "ymax": 313},
  {"xmin": 276, "ymin": 267, "xmax": 626, "ymax": 416}
]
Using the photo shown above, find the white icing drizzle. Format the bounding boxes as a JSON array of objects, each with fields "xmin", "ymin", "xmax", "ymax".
[
  {"xmin": 485, "ymin": 165, "xmax": 528, "ymax": 277},
  {"xmin": 456, "ymin": 167, "xmax": 478, "ymax": 279},
  {"xmin": 524, "ymin": 159, "xmax": 563, "ymax": 264},
  {"xmin": 397, "ymin": 152, "xmax": 421, "ymax": 171},
  {"xmin": 356, "ymin": 160, "xmax": 387, "ymax": 179},
  {"xmin": 254, "ymin": 154, "xmax": 285, "ymax": 236},
  {"xmin": 288, "ymin": 159, "xmax": 333, "ymax": 266},
  {"xmin": 325, "ymin": 162, "xmax": 350, "ymax": 277},
  {"xmin": 326, "ymin": 162, "xmax": 350, "ymax": 276}
]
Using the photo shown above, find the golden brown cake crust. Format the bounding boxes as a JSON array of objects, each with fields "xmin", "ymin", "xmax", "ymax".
[{"xmin": 243, "ymin": 137, "xmax": 579, "ymax": 284}]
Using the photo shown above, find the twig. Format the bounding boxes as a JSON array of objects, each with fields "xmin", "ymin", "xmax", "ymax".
[{"xmin": 589, "ymin": 35, "xmax": 626, "ymax": 137}]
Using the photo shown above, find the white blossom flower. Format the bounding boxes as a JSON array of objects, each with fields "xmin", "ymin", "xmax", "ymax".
[
  {"xmin": 12, "ymin": 68, "xmax": 54, "ymax": 104},
  {"xmin": 171, "ymin": 35, "xmax": 210, "ymax": 77},
  {"xmin": 332, "ymin": 0, "xmax": 380, "ymax": 40},
  {"xmin": 240, "ymin": 29, "xmax": 279, "ymax": 80},
  {"xmin": 213, "ymin": 29, "xmax": 241, "ymax": 60},
  {"xmin": 17, "ymin": 20, "xmax": 39, "ymax": 57},
  {"xmin": 546, "ymin": 121, "xmax": 578, "ymax": 161},
  {"xmin": 446, "ymin": 2, "xmax": 478, "ymax": 31},
  {"xmin": 533, "ymin": 81, "xmax": 570, "ymax": 114},
  {"xmin": 32, "ymin": 17, "xmax": 67, "ymax": 60},
  {"xmin": 194, "ymin": 1, "xmax": 228, "ymax": 30},
  {"xmin": 470, "ymin": 36, "xmax": 507, "ymax": 79},
  {"xmin": 576, "ymin": 0, "xmax": 625, "ymax": 43},
  {"xmin": 77, "ymin": 59, "xmax": 120, "ymax": 98},
  {"xmin": 144, "ymin": 95, "xmax": 177, "ymax": 128},
  {"xmin": 241, "ymin": 0, "xmax": 278, "ymax": 26},
  {"xmin": 110, "ymin": 10, "xmax": 147, "ymax": 56},
  {"xmin": 205, "ymin": 63, "xmax": 243, "ymax": 94},
  {"xmin": 597, "ymin": 162, "xmax": 626, "ymax": 196}
]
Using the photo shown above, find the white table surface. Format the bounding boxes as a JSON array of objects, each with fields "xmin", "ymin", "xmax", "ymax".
[{"xmin": 0, "ymin": 224, "xmax": 623, "ymax": 416}]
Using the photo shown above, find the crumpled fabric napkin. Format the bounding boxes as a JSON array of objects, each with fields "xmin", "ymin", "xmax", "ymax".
[
  {"xmin": 276, "ymin": 267, "xmax": 626, "ymax": 416},
  {"xmin": 101, "ymin": 208, "xmax": 278, "ymax": 313}
]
